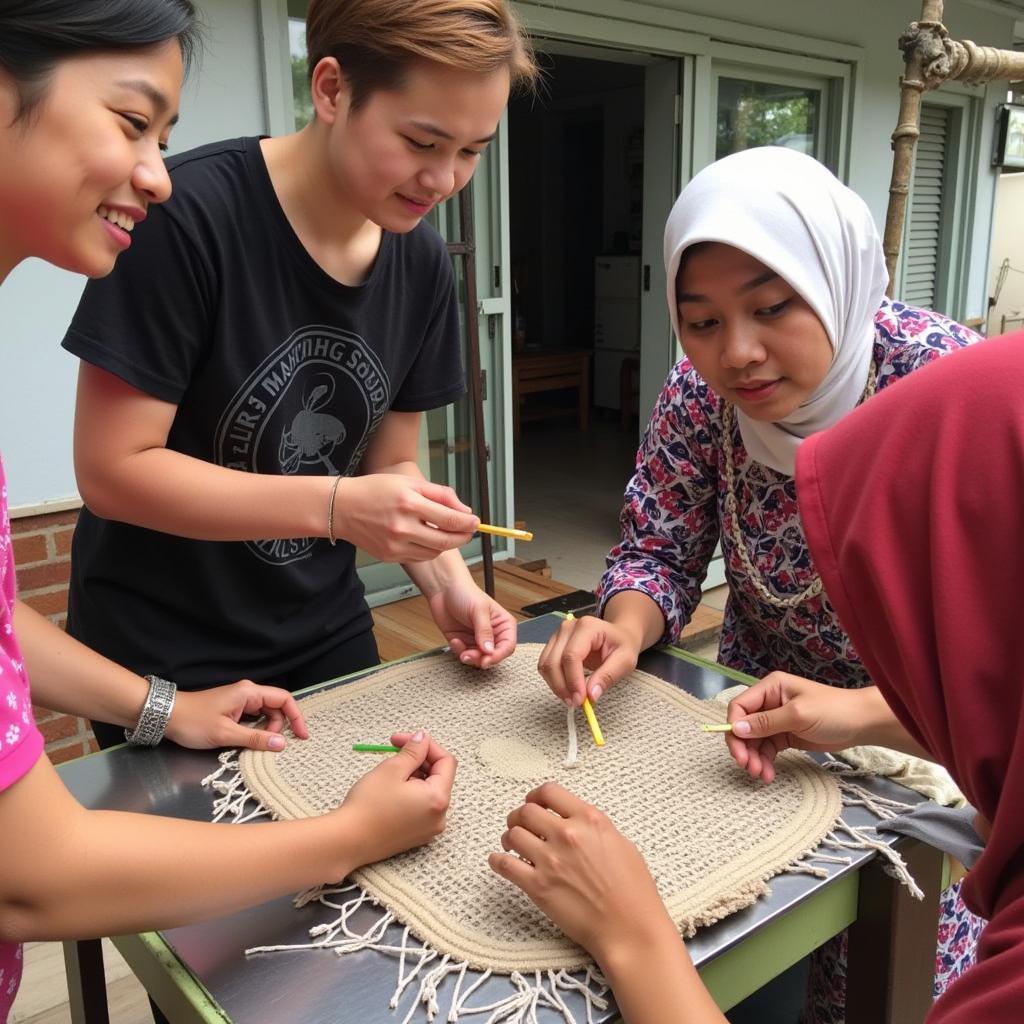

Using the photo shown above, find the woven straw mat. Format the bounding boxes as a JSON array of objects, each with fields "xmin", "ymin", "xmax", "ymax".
[{"xmin": 240, "ymin": 644, "xmax": 841, "ymax": 972}]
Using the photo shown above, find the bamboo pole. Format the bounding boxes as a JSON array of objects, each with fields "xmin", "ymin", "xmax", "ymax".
[
  {"xmin": 883, "ymin": 1, "xmax": 945, "ymax": 294},
  {"xmin": 941, "ymin": 38, "xmax": 1024, "ymax": 88},
  {"xmin": 884, "ymin": 2, "xmax": 1024, "ymax": 295}
]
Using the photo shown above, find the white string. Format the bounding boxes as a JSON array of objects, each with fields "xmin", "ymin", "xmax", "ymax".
[
  {"xmin": 563, "ymin": 706, "xmax": 579, "ymax": 768},
  {"xmin": 242, "ymin": 881, "xmax": 611, "ymax": 1024},
  {"xmin": 202, "ymin": 750, "xmax": 272, "ymax": 823}
]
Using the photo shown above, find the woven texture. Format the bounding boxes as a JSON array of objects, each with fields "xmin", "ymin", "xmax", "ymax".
[{"xmin": 240, "ymin": 645, "xmax": 841, "ymax": 972}]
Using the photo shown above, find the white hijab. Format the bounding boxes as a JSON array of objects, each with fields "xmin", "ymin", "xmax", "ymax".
[{"xmin": 663, "ymin": 147, "xmax": 888, "ymax": 476}]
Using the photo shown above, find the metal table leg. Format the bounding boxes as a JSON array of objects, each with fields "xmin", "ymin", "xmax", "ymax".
[{"xmin": 64, "ymin": 938, "xmax": 110, "ymax": 1024}]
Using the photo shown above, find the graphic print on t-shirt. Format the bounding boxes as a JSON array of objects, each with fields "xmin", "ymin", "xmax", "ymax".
[{"xmin": 215, "ymin": 325, "xmax": 391, "ymax": 566}]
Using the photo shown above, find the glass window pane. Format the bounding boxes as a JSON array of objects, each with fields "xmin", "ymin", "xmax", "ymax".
[
  {"xmin": 289, "ymin": 18, "xmax": 313, "ymax": 129},
  {"xmin": 716, "ymin": 77, "xmax": 821, "ymax": 159}
]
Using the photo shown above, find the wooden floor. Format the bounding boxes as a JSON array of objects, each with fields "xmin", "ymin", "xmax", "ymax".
[
  {"xmin": 370, "ymin": 560, "xmax": 723, "ymax": 661},
  {"xmin": 16, "ymin": 562, "xmax": 723, "ymax": 1023}
]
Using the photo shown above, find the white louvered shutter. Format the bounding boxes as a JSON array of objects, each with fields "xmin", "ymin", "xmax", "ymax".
[{"xmin": 902, "ymin": 104, "xmax": 951, "ymax": 310}]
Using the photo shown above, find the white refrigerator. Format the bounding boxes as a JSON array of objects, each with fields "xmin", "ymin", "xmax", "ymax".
[{"xmin": 593, "ymin": 255, "xmax": 641, "ymax": 411}]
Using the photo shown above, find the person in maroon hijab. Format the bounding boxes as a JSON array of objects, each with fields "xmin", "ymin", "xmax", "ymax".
[
  {"xmin": 780, "ymin": 329, "xmax": 1024, "ymax": 1021},
  {"xmin": 492, "ymin": 333, "xmax": 1024, "ymax": 1022}
]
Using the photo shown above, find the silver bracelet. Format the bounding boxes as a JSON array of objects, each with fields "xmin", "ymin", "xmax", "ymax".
[
  {"xmin": 327, "ymin": 474, "xmax": 343, "ymax": 545},
  {"xmin": 124, "ymin": 675, "xmax": 177, "ymax": 746}
]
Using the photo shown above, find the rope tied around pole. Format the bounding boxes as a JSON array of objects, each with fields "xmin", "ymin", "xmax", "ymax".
[{"xmin": 900, "ymin": 21, "xmax": 957, "ymax": 90}]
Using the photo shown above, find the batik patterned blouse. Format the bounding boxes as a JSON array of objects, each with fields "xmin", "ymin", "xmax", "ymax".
[{"xmin": 599, "ymin": 299, "xmax": 979, "ymax": 686}]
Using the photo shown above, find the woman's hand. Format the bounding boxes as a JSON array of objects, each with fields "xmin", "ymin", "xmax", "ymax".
[
  {"xmin": 727, "ymin": 675, "xmax": 927, "ymax": 781},
  {"xmin": 488, "ymin": 783, "xmax": 674, "ymax": 965},
  {"xmin": 334, "ymin": 474, "xmax": 478, "ymax": 562},
  {"xmin": 725, "ymin": 672, "xmax": 874, "ymax": 783},
  {"xmin": 536, "ymin": 615, "xmax": 640, "ymax": 707},
  {"xmin": 489, "ymin": 785, "xmax": 730, "ymax": 1023},
  {"xmin": 427, "ymin": 584, "xmax": 517, "ymax": 669},
  {"xmin": 166, "ymin": 680, "xmax": 310, "ymax": 751},
  {"xmin": 336, "ymin": 731, "xmax": 456, "ymax": 866}
]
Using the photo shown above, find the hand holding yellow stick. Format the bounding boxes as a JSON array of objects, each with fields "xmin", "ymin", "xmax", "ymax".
[{"xmin": 566, "ymin": 612, "xmax": 604, "ymax": 747}]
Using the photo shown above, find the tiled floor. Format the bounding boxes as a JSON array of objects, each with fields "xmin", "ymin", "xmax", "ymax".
[
  {"xmin": 514, "ymin": 414, "xmax": 726, "ymax": 659},
  {"xmin": 513, "ymin": 413, "xmax": 639, "ymax": 591},
  {"xmin": 18, "ymin": 416, "xmax": 728, "ymax": 1021}
]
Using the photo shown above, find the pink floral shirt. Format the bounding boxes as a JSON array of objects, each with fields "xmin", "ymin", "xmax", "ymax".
[{"xmin": 0, "ymin": 456, "xmax": 44, "ymax": 1020}]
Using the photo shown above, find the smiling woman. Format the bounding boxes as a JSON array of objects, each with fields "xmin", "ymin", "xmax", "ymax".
[
  {"xmin": 0, "ymin": 6, "xmax": 488, "ymax": 1022},
  {"xmin": 0, "ymin": 0, "xmax": 198, "ymax": 280},
  {"xmin": 0, "ymin": 51, "xmax": 182, "ymax": 276}
]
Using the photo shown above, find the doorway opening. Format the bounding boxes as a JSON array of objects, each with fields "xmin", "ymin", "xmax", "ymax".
[{"xmin": 509, "ymin": 46, "xmax": 666, "ymax": 590}]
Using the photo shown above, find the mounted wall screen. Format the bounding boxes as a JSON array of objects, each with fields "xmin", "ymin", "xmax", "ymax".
[{"xmin": 993, "ymin": 103, "xmax": 1024, "ymax": 170}]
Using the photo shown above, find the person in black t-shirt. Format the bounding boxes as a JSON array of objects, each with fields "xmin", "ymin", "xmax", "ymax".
[{"xmin": 62, "ymin": 0, "xmax": 540, "ymax": 748}]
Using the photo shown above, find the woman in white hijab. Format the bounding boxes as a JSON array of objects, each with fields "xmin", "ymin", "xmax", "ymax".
[{"xmin": 537, "ymin": 146, "xmax": 982, "ymax": 1021}]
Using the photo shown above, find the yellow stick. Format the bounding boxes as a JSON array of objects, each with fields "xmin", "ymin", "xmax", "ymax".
[
  {"xmin": 478, "ymin": 523, "xmax": 533, "ymax": 542},
  {"xmin": 699, "ymin": 723, "xmax": 734, "ymax": 733},
  {"xmin": 565, "ymin": 612, "xmax": 605, "ymax": 747},
  {"xmin": 582, "ymin": 697, "xmax": 605, "ymax": 747}
]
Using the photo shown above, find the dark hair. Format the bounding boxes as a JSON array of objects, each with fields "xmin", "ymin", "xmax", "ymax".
[
  {"xmin": 0, "ymin": 0, "xmax": 201, "ymax": 121},
  {"xmin": 305, "ymin": 0, "xmax": 538, "ymax": 113}
]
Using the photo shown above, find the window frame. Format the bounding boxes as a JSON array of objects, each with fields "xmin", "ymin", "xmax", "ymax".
[{"xmin": 696, "ymin": 49, "xmax": 851, "ymax": 177}]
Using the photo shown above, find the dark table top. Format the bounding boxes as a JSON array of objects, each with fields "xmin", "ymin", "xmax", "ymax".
[{"xmin": 58, "ymin": 615, "xmax": 924, "ymax": 1023}]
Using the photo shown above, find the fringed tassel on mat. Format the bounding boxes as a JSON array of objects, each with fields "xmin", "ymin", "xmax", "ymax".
[
  {"xmin": 202, "ymin": 747, "xmax": 925, "ymax": 1021},
  {"xmin": 202, "ymin": 750, "xmax": 272, "ymax": 824},
  {"xmin": 779, "ymin": 767, "xmax": 924, "ymax": 899},
  {"xmin": 242, "ymin": 881, "xmax": 610, "ymax": 1024}
]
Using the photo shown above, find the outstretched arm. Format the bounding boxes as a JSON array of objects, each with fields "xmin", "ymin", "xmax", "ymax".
[
  {"xmin": 0, "ymin": 730, "xmax": 454, "ymax": 942},
  {"xmin": 726, "ymin": 673, "xmax": 933, "ymax": 784},
  {"xmin": 15, "ymin": 600, "xmax": 308, "ymax": 751},
  {"xmin": 72, "ymin": 365, "xmax": 476, "ymax": 560}
]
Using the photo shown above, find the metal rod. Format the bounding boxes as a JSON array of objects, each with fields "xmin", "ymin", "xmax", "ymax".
[
  {"xmin": 455, "ymin": 185, "xmax": 495, "ymax": 597},
  {"xmin": 882, "ymin": 1, "xmax": 945, "ymax": 294}
]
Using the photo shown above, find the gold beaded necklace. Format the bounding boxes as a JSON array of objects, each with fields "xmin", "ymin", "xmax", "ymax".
[{"xmin": 719, "ymin": 361, "xmax": 877, "ymax": 610}]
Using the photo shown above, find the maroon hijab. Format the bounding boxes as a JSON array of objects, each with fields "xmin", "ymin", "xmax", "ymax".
[{"xmin": 796, "ymin": 333, "xmax": 1024, "ymax": 1021}]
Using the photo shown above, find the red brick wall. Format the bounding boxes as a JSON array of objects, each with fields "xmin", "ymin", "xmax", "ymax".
[{"xmin": 11, "ymin": 506, "xmax": 99, "ymax": 764}]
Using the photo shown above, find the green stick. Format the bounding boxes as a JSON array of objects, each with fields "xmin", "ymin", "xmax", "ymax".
[{"xmin": 352, "ymin": 743, "xmax": 401, "ymax": 752}]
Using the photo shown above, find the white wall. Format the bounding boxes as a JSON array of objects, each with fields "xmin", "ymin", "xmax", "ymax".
[
  {"xmin": 0, "ymin": 0, "xmax": 270, "ymax": 508},
  {"xmin": 987, "ymin": 171, "xmax": 1024, "ymax": 334}
]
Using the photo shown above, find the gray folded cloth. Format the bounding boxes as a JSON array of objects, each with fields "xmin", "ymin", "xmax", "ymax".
[{"xmin": 877, "ymin": 802, "xmax": 985, "ymax": 869}]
